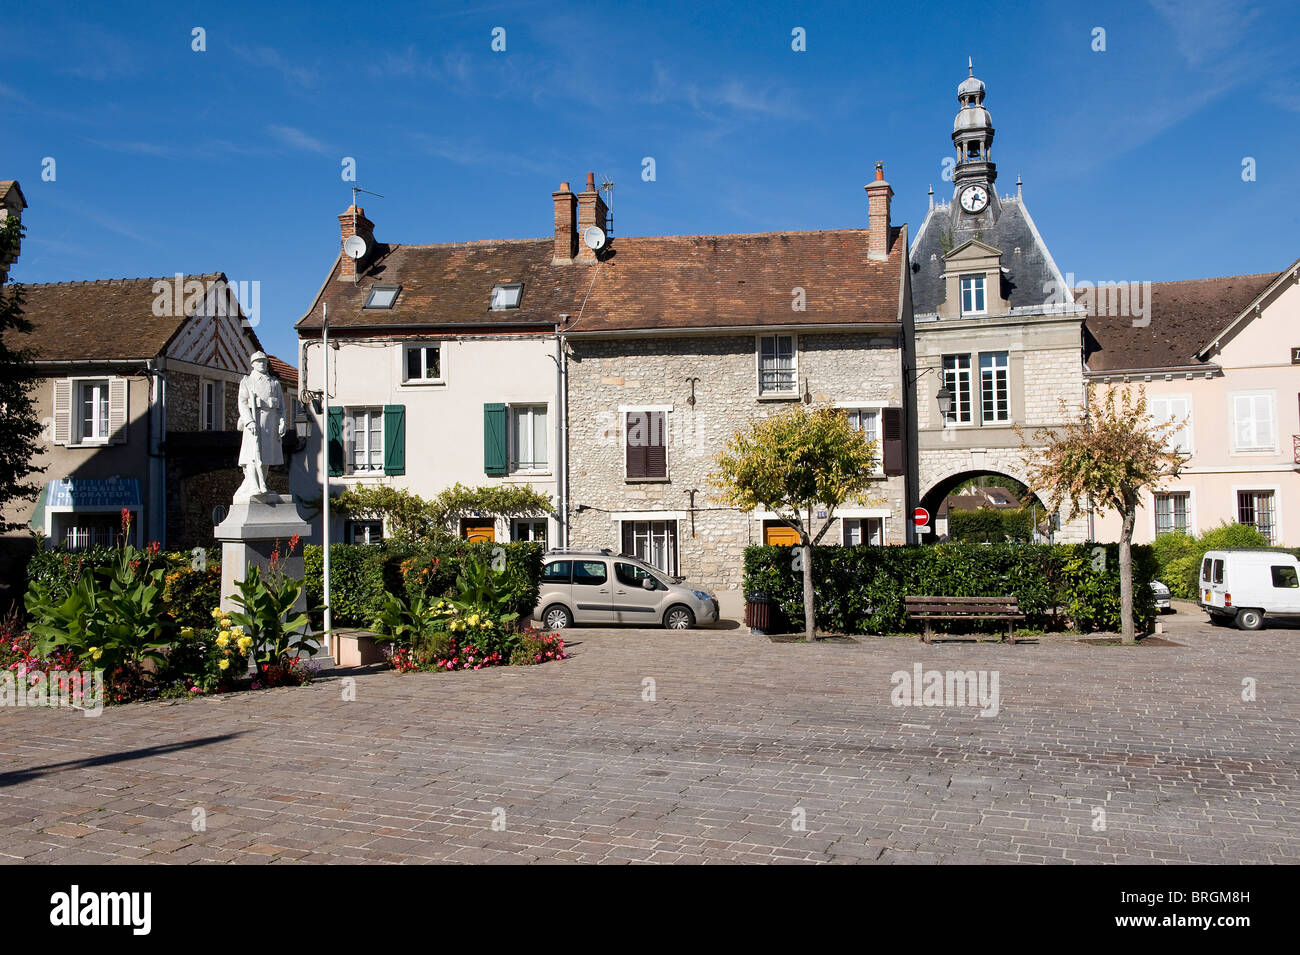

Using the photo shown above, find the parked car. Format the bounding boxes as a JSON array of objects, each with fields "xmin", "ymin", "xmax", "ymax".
[
  {"xmin": 1198, "ymin": 549, "xmax": 1300, "ymax": 630},
  {"xmin": 1150, "ymin": 580, "xmax": 1172, "ymax": 612},
  {"xmin": 534, "ymin": 549, "xmax": 719, "ymax": 630}
]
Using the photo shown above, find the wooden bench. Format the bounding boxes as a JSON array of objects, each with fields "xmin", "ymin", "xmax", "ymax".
[{"xmin": 904, "ymin": 596, "xmax": 1026, "ymax": 644}]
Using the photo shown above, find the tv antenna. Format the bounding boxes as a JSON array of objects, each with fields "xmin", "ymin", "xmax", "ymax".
[
  {"xmin": 346, "ymin": 185, "xmax": 384, "ymax": 284},
  {"xmin": 599, "ymin": 176, "xmax": 615, "ymax": 238}
]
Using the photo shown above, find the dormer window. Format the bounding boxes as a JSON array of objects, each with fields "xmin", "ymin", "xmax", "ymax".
[
  {"xmin": 960, "ymin": 276, "xmax": 987, "ymax": 316},
  {"xmin": 490, "ymin": 283, "xmax": 523, "ymax": 310},
  {"xmin": 364, "ymin": 285, "xmax": 400, "ymax": 309}
]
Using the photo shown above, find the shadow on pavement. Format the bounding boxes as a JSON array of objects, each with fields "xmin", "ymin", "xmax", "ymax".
[{"xmin": 0, "ymin": 732, "xmax": 247, "ymax": 788}]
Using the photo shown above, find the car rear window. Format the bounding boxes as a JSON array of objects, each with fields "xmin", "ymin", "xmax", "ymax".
[
  {"xmin": 1272, "ymin": 565, "xmax": 1299, "ymax": 588},
  {"xmin": 541, "ymin": 560, "xmax": 572, "ymax": 583},
  {"xmin": 1213, "ymin": 560, "xmax": 1224, "ymax": 584},
  {"xmin": 573, "ymin": 561, "xmax": 608, "ymax": 586},
  {"xmin": 1201, "ymin": 557, "xmax": 1212, "ymax": 582}
]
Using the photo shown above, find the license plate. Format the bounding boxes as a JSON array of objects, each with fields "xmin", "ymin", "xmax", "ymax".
[{"xmin": 1203, "ymin": 590, "xmax": 1211, "ymax": 601}]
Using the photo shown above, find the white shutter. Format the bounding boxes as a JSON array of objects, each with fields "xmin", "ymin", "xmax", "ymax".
[
  {"xmin": 1257, "ymin": 395, "xmax": 1275, "ymax": 449},
  {"xmin": 52, "ymin": 379, "xmax": 71, "ymax": 445},
  {"xmin": 108, "ymin": 377, "xmax": 129, "ymax": 444}
]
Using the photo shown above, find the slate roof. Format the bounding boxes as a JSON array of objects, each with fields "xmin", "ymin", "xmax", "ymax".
[
  {"xmin": 17, "ymin": 275, "xmax": 226, "ymax": 362},
  {"xmin": 910, "ymin": 196, "xmax": 1064, "ymax": 315},
  {"xmin": 297, "ymin": 227, "xmax": 906, "ymax": 334},
  {"xmin": 1080, "ymin": 272, "xmax": 1280, "ymax": 373}
]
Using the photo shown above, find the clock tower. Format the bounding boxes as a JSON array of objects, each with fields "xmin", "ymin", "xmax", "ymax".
[{"xmin": 951, "ymin": 59, "xmax": 998, "ymax": 219}]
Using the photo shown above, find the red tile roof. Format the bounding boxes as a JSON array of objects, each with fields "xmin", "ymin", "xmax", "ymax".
[
  {"xmin": 297, "ymin": 227, "xmax": 906, "ymax": 334},
  {"xmin": 266, "ymin": 354, "xmax": 297, "ymax": 387},
  {"xmin": 17, "ymin": 275, "xmax": 227, "ymax": 361},
  {"xmin": 1081, "ymin": 271, "xmax": 1280, "ymax": 373}
]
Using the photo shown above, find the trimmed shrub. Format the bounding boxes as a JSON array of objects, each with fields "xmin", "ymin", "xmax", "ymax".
[
  {"xmin": 948, "ymin": 507, "xmax": 1033, "ymax": 542},
  {"xmin": 743, "ymin": 542, "xmax": 1157, "ymax": 636},
  {"xmin": 303, "ymin": 540, "xmax": 543, "ymax": 629},
  {"xmin": 1152, "ymin": 523, "xmax": 1272, "ymax": 599}
]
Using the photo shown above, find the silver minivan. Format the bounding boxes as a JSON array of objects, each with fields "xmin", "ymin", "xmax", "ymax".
[{"xmin": 534, "ymin": 549, "xmax": 719, "ymax": 630}]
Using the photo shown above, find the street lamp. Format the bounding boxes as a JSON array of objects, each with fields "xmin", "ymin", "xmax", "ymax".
[{"xmin": 936, "ymin": 385, "xmax": 954, "ymax": 419}]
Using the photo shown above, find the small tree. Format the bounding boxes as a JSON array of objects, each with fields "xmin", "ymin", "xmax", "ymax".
[
  {"xmin": 0, "ymin": 216, "xmax": 44, "ymax": 529},
  {"xmin": 710, "ymin": 405, "xmax": 880, "ymax": 641},
  {"xmin": 1019, "ymin": 385, "xmax": 1183, "ymax": 643}
]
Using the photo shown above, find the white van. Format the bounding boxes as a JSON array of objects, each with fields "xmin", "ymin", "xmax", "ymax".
[{"xmin": 1198, "ymin": 549, "xmax": 1300, "ymax": 630}]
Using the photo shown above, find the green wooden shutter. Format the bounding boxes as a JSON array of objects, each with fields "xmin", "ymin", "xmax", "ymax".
[
  {"xmin": 327, "ymin": 407, "xmax": 345, "ymax": 476},
  {"xmin": 483, "ymin": 403, "xmax": 508, "ymax": 475},
  {"xmin": 383, "ymin": 405, "xmax": 406, "ymax": 475}
]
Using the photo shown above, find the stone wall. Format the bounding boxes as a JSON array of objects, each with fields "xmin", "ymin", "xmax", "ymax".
[{"xmin": 566, "ymin": 330, "xmax": 907, "ymax": 593}]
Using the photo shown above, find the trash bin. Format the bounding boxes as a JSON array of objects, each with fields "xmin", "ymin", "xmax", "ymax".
[{"xmin": 745, "ymin": 592, "xmax": 773, "ymax": 634}]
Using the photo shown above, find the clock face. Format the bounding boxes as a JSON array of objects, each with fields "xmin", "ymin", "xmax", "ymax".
[{"xmin": 959, "ymin": 185, "xmax": 989, "ymax": 213}]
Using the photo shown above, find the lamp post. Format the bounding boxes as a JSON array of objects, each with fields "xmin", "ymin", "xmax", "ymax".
[
  {"xmin": 936, "ymin": 384, "xmax": 954, "ymax": 420},
  {"xmin": 320, "ymin": 302, "xmax": 332, "ymax": 655}
]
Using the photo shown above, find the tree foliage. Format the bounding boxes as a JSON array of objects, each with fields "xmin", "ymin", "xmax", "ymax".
[
  {"xmin": 710, "ymin": 405, "xmax": 880, "ymax": 639},
  {"xmin": 1019, "ymin": 385, "xmax": 1183, "ymax": 642},
  {"xmin": 331, "ymin": 482, "xmax": 554, "ymax": 541},
  {"xmin": 0, "ymin": 216, "xmax": 44, "ymax": 529}
]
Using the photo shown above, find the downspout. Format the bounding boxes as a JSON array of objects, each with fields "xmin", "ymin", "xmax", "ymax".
[
  {"xmin": 146, "ymin": 359, "xmax": 166, "ymax": 547},
  {"xmin": 556, "ymin": 323, "xmax": 568, "ymax": 549}
]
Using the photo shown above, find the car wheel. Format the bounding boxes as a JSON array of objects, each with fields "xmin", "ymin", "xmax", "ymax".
[
  {"xmin": 1235, "ymin": 608, "xmax": 1264, "ymax": 631},
  {"xmin": 542, "ymin": 604, "xmax": 573, "ymax": 630},
  {"xmin": 663, "ymin": 605, "xmax": 695, "ymax": 630}
]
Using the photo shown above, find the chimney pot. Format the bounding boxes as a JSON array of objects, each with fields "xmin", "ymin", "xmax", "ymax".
[
  {"xmin": 552, "ymin": 181, "xmax": 577, "ymax": 263},
  {"xmin": 337, "ymin": 204, "xmax": 376, "ymax": 281},
  {"xmin": 575, "ymin": 172, "xmax": 609, "ymax": 264},
  {"xmin": 864, "ymin": 165, "xmax": 893, "ymax": 262}
]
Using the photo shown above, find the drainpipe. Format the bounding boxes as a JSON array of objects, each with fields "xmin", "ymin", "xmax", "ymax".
[
  {"xmin": 556, "ymin": 323, "xmax": 568, "ymax": 549},
  {"xmin": 145, "ymin": 359, "xmax": 166, "ymax": 546}
]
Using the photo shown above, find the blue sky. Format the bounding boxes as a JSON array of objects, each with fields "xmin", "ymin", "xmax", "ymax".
[{"xmin": 3, "ymin": 0, "xmax": 1297, "ymax": 362}]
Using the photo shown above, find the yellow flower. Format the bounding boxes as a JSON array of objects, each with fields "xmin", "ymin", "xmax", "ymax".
[
  {"xmin": 467, "ymin": 614, "xmax": 480, "ymax": 627},
  {"xmin": 237, "ymin": 635, "xmax": 253, "ymax": 652},
  {"xmin": 219, "ymin": 618, "xmax": 232, "ymax": 630},
  {"xmin": 180, "ymin": 627, "xmax": 195, "ymax": 639},
  {"xmin": 215, "ymin": 633, "xmax": 230, "ymax": 648},
  {"xmin": 88, "ymin": 646, "xmax": 102, "ymax": 661},
  {"xmin": 229, "ymin": 626, "xmax": 245, "ymax": 640},
  {"xmin": 218, "ymin": 658, "xmax": 230, "ymax": 671},
  {"xmin": 210, "ymin": 607, "xmax": 223, "ymax": 620}
]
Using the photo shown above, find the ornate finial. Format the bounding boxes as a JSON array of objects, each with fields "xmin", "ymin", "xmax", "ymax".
[{"xmin": 968, "ymin": 56, "xmax": 974, "ymax": 76}]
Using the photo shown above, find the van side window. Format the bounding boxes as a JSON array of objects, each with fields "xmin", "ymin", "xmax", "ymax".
[
  {"xmin": 1271, "ymin": 565, "xmax": 1299, "ymax": 588},
  {"xmin": 1213, "ymin": 560, "xmax": 1224, "ymax": 584},
  {"xmin": 616, "ymin": 562, "xmax": 657, "ymax": 588},
  {"xmin": 573, "ymin": 561, "xmax": 608, "ymax": 586},
  {"xmin": 1201, "ymin": 557, "xmax": 1212, "ymax": 582},
  {"xmin": 541, "ymin": 561, "xmax": 572, "ymax": 583}
]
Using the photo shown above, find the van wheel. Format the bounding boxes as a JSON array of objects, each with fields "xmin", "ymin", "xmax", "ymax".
[
  {"xmin": 542, "ymin": 605, "xmax": 573, "ymax": 630},
  {"xmin": 1235, "ymin": 608, "xmax": 1264, "ymax": 631},
  {"xmin": 663, "ymin": 605, "xmax": 695, "ymax": 630}
]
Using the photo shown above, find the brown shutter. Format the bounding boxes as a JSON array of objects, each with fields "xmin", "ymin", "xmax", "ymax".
[
  {"xmin": 882, "ymin": 407, "xmax": 904, "ymax": 476},
  {"xmin": 626, "ymin": 412, "xmax": 647, "ymax": 478},
  {"xmin": 52, "ymin": 379, "xmax": 72, "ymax": 445},
  {"xmin": 646, "ymin": 411, "xmax": 666, "ymax": 478}
]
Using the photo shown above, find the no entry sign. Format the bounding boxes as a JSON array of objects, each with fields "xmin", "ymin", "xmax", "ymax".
[{"xmin": 913, "ymin": 507, "xmax": 930, "ymax": 526}]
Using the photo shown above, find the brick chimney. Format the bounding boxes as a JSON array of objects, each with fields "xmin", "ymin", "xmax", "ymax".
[
  {"xmin": 864, "ymin": 162, "xmax": 893, "ymax": 262},
  {"xmin": 0, "ymin": 180, "xmax": 27, "ymax": 283},
  {"xmin": 552, "ymin": 181, "xmax": 577, "ymax": 263},
  {"xmin": 337, "ymin": 205, "xmax": 376, "ymax": 281},
  {"xmin": 575, "ymin": 172, "xmax": 608, "ymax": 264}
]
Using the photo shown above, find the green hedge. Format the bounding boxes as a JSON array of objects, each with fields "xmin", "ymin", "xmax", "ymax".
[
  {"xmin": 743, "ymin": 542, "xmax": 1158, "ymax": 635},
  {"xmin": 26, "ymin": 546, "xmax": 220, "ymax": 605},
  {"xmin": 303, "ymin": 540, "xmax": 544, "ymax": 629},
  {"xmin": 1150, "ymin": 523, "xmax": 1297, "ymax": 600},
  {"xmin": 948, "ymin": 507, "xmax": 1032, "ymax": 542}
]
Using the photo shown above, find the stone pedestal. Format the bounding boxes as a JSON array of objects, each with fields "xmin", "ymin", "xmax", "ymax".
[{"xmin": 213, "ymin": 493, "xmax": 318, "ymax": 653}]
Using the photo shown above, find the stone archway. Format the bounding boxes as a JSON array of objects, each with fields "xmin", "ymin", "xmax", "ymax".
[{"xmin": 918, "ymin": 469, "xmax": 1046, "ymax": 542}]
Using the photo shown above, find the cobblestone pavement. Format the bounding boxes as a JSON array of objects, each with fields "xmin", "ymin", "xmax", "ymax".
[{"xmin": 1, "ymin": 605, "xmax": 1297, "ymax": 864}]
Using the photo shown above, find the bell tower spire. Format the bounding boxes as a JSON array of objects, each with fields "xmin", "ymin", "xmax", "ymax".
[{"xmin": 952, "ymin": 59, "xmax": 996, "ymax": 188}]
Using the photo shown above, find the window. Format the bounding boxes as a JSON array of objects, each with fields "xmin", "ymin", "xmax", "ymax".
[
  {"xmin": 573, "ymin": 560, "xmax": 608, "ymax": 586},
  {"xmin": 844, "ymin": 408, "xmax": 884, "ymax": 475},
  {"xmin": 346, "ymin": 408, "xmax": 383, "ymax": 473},
  {"xmin": 625, "ymin": 410, "xmax": 667, "ymax": 480},
  {"xmin": 843, "ymin": 517, "xmax": 884, "ymax": 546},
  {"xmin": 512, "ymin": 519, "xmax": 548, "ymax": 545},
  {"xmin": 510, "ymin": 405, "xmax": 548, "ymax": 471},
  {"xmin": 1232, "ymin": 392, "xmax": 1275, "ymax": 451},
  {"xmin": 621, "ymin": 520, "xmax": 679, "ymax": 576},
  {"xmin": 346, "ymin": 520, "xmax": 383, "ymax": 545},
  {"xmin": 364, "ymin": 285, "xmax": 400, "ymax": 309},
  {"xmin": 76, "ymin": 379, "xmax": 110, "ymax": 442},
  {"xmin": 1201, "ymin": 557, "xmax": 1212, "ymax": 582},
  {"xmin": 1150, "ymin": 395, "xmax": 1192, "ymax": 453},
  {"xmin": 615, "ymin": 561, "xmax": 661, "ymax": 588},
  {"xmin": 490, "ymin": 283, "xmax": 523, "ymax": 310},
  {"xmin": 1212, "ymin": 559, "xmax": 1224, "ymax": 584},
  {"xmin": 541, "ymin": 561, "xmax": 572, "ymax": 583},
  {"xmin": 1154, "ymin": 492, "xmax": 1190, "ymax": 536},
  {"xmin": 758, "ymin": 334, "xmax": 796, "ymax": 395},
  {"xmin": 1271, "ymin": 565, "xmax": 1298, "ymax": 588},
  {"xmin": 960, "ymin": 276, "xmax": 986, "ymax": 315},
  {"xmin": 979, "ymin": 351, "xmax": 1009, "ymax": 423},
  {"xmin": 1237, "ymin": 490, "xmax": 1276, "ymax": 543},
  {"xmin": 201, "ymin": 380, "xmax": 223, "ymax": 431},
  {"xmin": 61, "ymin": 517, "xmax": 117, "ymax": 551},
  {"xmin": 942, "ymin": 354, "xmax": 973, "ymax": 424},
  {"xmin": 405, "ymin": 344, "xmax": 442, "ymax": 382}
]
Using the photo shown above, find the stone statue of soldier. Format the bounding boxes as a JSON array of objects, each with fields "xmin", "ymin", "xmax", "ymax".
[{"xmin": 233, "ymin": 352, "xmax": 287, "ymax": 503}]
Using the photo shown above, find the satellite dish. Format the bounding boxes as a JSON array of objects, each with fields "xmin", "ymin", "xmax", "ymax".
[
  {"xmin": 583, "ymin": 226, "xmax": 606, "ymax": 251},
  {"xmin": 343, "ymin": 235, "xmax": 368, "ymax": 260}
]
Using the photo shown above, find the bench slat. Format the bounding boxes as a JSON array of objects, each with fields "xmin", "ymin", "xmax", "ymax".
[{"xmin": 905, "ymin": 595, "xmax": 1019, "ymax": 604}]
